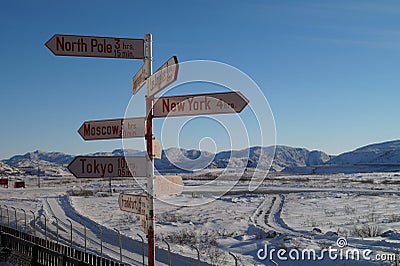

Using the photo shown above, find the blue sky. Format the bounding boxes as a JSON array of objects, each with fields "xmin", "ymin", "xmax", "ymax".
[{"xmin": 1, "ymin": 0, "xmax": 400, "ymax": 159}]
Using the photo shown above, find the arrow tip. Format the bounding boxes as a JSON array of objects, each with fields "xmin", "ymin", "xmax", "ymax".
[
  {"xmin": 44, "ymin": 34, "xmax": 56, "ymax": 55},
  {"xmin": 77, "ymin": 124, "xmax": 86, "ymax": 140},
  {"xmin": 236, "ymin": 91, "xmax": 249, "ymax": 112}
]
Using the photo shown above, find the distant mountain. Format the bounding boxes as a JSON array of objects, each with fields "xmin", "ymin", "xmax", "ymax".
[
  {"xmin": 326, "ymin": 140, "xmax": 400, "ymax": 165},
  {"xmin": 90, "ymin": 149, "xmax": 144, "ymax": 157},
  {"xmin": 156, "ymin": 148, "xmax": 215, "ymax": 173},
  {"xmin": 3, "ymin": 150, "xmax": 74, "ymax": 166},
  {"xmin": 283, "ymin": 140, "xmax": 400, "ymax": 174},
  {"xmin": 2, "ymin": 140, "xmax": 400, "ymax": 176},
  {"xmin": 155, "ymin": 145, "xmax": 332, "ymax": 172},
  {"xmin": 272, "ymin": 146, "xmax": 332, "ymax": 170},
  {"xmin": 2, "ymin": 150, "xmax": 73, "ymax": 177}
]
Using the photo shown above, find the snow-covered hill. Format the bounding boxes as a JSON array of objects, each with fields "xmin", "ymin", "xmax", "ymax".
[
  {"xmin": 283, "ymin": 140, "xmax": 400, "ymax": 174},
  {"xmin": 326, "ymin": 139, "xmax": 400, "ymax": 165},
  {"xmin": 2, "ymin": 139, "xmax": 400, "ymax": 175},
  {"xmin": 2, "ymin": 150, "xmax": 73, "ymax": 177},
  {"xmin": 0, "ymin": 162, "xmax": 22, "ymax": 175},
  {"xmin": 153, "ymin": 146, "xmax": 331, "ymax": 173}
]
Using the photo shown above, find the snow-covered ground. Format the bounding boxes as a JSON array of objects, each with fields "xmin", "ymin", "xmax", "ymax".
[{"xmin": 1, "ymin": 172, "xmax": 400, "ymax": 265}]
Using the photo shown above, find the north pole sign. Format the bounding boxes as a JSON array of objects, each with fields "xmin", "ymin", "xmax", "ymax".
[
  {"xmin": 153, "ymin": 91, "xmax": 249, "ymax": 117},
  {"xmin": 45, "ymin": 34, "xmax": 144, "ymax": 59},
  {"xmin": 67, "ymin": 156, "xmax": 147, "ymax": 178},
  {"xmin": 78, "ymin": 117, "xmax": 145, "ymax": 141}
]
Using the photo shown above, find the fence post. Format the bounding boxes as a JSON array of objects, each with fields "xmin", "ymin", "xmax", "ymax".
[
  {"xmin": 229, "ymin": 252, "xmax": 238, "ymax": 266},
  {"xmin": 137, "ymin": 233, "xmax": 145, "ymax": 266},
  {"xmin": 21, "ymin": 209, "xmax": 27, "ymax": 232},
  {"xmin": 79, "ymin": 222, "xmax": 87, "ymax": 253},
  {"xmin": 10, "ymin": 207, "xmax": 17, "ymax": 231},
  {"xmin": 29, "ymin": 210, "xmax": 36, "ymax": 237},
  {"xmin": 53, "ymin": 216, "xmax": 59, "ymax": 244},
  {"xmin": 66, "ymin": 218, "xmax": 73, "ymax": 248},
  {"xmin": 43, "ymin": 214, "xmax": 47, "ymax": 241},
  {"xmin": 4, "ymin": 205, "xmax": 10, "ymax": 227},
  {"xmin": 97, "ymin": 225, "xmax": 103, "ymax": 257},
  {"xmin": 114, "ymin": 228, "xmax": 122, "ymax": 263},
  {"xmin": 191, "ymin": 245, "xmax": 200, "ymax": 266},
  {"xmin": 163, "ymin": 238, "xmax": 171, "ymax": 266}
]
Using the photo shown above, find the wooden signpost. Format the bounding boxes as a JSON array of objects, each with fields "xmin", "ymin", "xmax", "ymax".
[{"xmin": 47, "ymin": 32, "xmax": 249, "ymax": 266}]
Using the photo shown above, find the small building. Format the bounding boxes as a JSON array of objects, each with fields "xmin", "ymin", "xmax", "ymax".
[{"xmin": 0, "ymin": 178, "xmax": 8, "ymax": 188}]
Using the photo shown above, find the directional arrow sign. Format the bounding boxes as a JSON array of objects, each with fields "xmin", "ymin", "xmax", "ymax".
[
  {"xmin": 153, "ymin": 91, "xmax": 249, "ymax": 118},
  {"xmin": 132, "ymin": 64, "xmax": 146, "ymax": 94},
  {"xmin": 146, "ymin": 56, "xmax": 178, "ymax": 97},
  {"xmin": 45, "ymin": 34, "xmax": 144, "ymax": 59},
  {"xmin": 67, "ymin": 156, "xmax": 147, "ymax": 178},
  {"xmin": 155, "ymin": 175, "xmax": 184, "ymax": 196},
  {"xmin": 118, "ymin": 193, "xmax": 148, "ymax": 215},
  {"xmin": 78, "ymin": 117, "xmax": 145, "ymax": 141}
]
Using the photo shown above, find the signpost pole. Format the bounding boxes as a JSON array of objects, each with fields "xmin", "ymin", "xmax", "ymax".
[{"xmin": 144, "ymin": 33, "xmax": 155, "ymax": 266}]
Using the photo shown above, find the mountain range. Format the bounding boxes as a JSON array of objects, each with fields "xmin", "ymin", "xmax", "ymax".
[{"xmin": 1, "ymin": 140, "xmax": 400, "ymax": 177}]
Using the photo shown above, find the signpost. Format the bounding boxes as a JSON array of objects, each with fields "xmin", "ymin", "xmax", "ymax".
[
  {"xmin": 47, "ymin": 32, "xmax": 249, "ymax": 266},
  {"xmin": 155, "ymin": 175, "xmax": 184, "ymax": 196},
  {"xmin": 146, "ymin": 56, "xmax": 178, "ymax": 97},
  {"xmin": 45, "ymin": 34, "xmax": 144, "ymax": 59},
  {"xmin": 67, "ymin": 156, "xmax": 147, "ymax": 178},
  {"xmin": 78, "ymin": 117, "xmax": 145, "ymax": 141},
  {"xmin": 118, "ymin": 193, "xmax": 148, "ymax": 215},
  {"xmin": 153, "ymin": 91, "xmax": 249, "ymax": 117}
]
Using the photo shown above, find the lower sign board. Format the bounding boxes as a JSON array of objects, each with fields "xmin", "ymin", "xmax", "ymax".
[
  {"xmin": 118, "ymin": 193, "xmax": 148, "ymax": 215},
  {"xmin": 154, "ymin": 175, "xmax": 184, "ymax": 196},
  {"xmin": 67, "ymin": 156, "xmax": 147, "ymax": 178}
]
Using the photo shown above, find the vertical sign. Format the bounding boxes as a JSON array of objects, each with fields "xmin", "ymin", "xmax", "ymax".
[
  {"xmin": 132, "ymin": 64, "xmax": 146, "ymax": 94},
  {"xmin": 146, "ymin": 56, "xmax": 178, "ymax": 97}
]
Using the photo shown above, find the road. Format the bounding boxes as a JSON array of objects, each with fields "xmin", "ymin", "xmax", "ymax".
[{"xmin": 36, "ymin": 195, "xmax": 209, "ymax": 266}]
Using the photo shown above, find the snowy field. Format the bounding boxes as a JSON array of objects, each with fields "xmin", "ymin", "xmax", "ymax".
[{"xmin": 1, "ymin": 172, "xmax": 400, "ymax": 265}]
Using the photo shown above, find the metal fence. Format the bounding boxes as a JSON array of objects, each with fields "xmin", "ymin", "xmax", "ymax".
[{"xmin": 0, "ymin": 225, "xmax": 124, "ymax": 266}]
